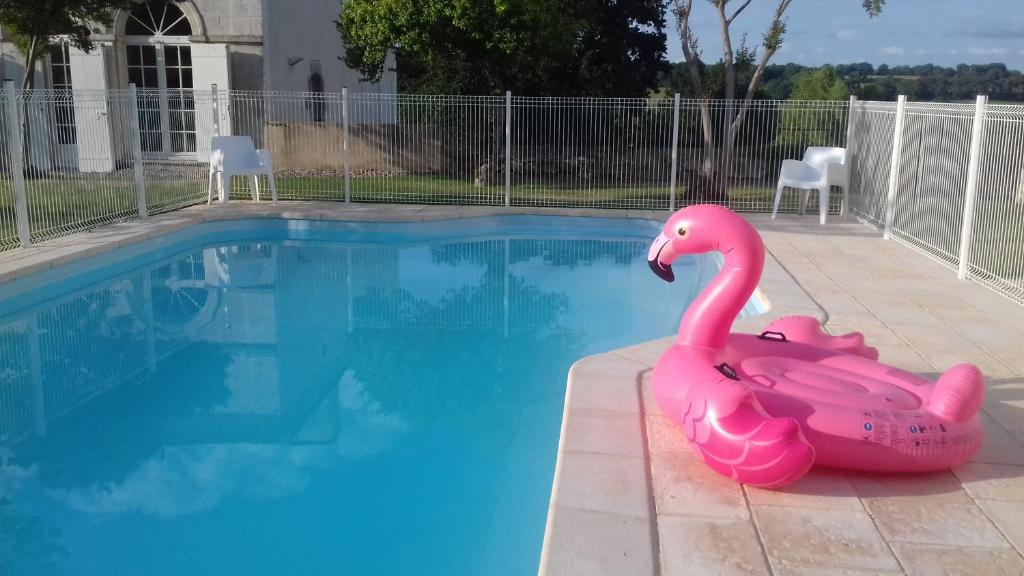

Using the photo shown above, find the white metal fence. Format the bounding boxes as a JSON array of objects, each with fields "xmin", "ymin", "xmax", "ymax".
[
  {"xmin": 0, "ymin": 84, "xmax": 850, "ymax": 250},
  {"xmin": 848, "ymin": 95, "xmax": 1024, "ymax": 304},
  {"xmin": 1, "ymin": 83, "xmax": 1022, "ymax": 304}
]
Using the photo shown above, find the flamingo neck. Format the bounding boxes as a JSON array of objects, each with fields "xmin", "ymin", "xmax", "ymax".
[{"xmin": 677, "ymin": 243, "xmax": 764, "ymax": 350}]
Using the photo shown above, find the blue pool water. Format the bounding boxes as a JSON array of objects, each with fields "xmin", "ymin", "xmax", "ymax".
[{"xmin": 0, "ymin": 216, "xmax": 754, "ymax": 575}]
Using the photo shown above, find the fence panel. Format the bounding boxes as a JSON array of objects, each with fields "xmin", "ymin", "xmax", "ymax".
[
  {"xmin": 848, "ymin": 101, "xmax": 898, "ymax": 227},
  {"xmin": 11, "ymin": 89, "xmax": 137, "ymax": 242},
  {"xmin": 675, "ymin": 99, "xmax": 849, "ymax": 214},
  {"xmin": 887, "ymin": 103, "xmax": 975, "ymax": 269},
  {"xmin": 510, "ymin": 96, "xmax": 674, "ymax": 209},
  {"xmin": 0, "ymin": 88, "xmax": 19, "ymax": 250},
  {"xmin": 967, "ymin": 104, "xmax": 1024, "ymax": 302},
  {"xmin": 141, "ymin": 88, "xmax": 213, "ymax": 213},
  {"xmin": 347, "ymin": 94, "xmax": 506, "ymax": 205}
]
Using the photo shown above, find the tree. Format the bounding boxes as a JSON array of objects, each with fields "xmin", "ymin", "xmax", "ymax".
[
  {"xmin": 670, "ymin": 0, "xmax": 885, "ymax": 202},
  {"xmin": 790, "ymin": 66, "xmax": 850, "ymax": 101},
  {"xmin": 336, "ymin": 0, "xmax": 667, "ymax": 97},
  {"xmin": 0, "ymin": 0, "xmax": 144, "ymax": 89},
  {"xmin": 777, "ymin": 66, "xmax": 850, "ymax": 150}
]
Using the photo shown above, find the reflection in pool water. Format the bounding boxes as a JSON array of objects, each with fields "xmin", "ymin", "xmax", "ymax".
[{"xmin": 0, "ymin": 225, "xmax": 727, "ymax": 575}]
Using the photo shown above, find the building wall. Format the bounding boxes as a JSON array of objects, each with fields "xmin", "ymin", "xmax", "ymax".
[
  {"xmin": 262, "ymin": 0, "xmax": 396, "ymax": 96},
  {"xmin": 188, "ymin": 0, "xmax": 263, "ymax": 39},
  {"xmin": 0, "ymin": 28, "xmax": 48, "ymax": 87},
  {"xmin": 1, "ymin": 1, "xmax": 395, "ymax": 94}
]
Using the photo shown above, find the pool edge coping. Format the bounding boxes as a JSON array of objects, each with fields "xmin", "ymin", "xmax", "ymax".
[{"xmin": 0, "ymin": 202, "xmax": 673, "ymax": 287}]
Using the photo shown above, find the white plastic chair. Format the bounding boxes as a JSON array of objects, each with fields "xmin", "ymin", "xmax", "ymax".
[
  {"xmin": 207, "ymin": 136, "xmax": 278, "ymax": 204},
  {"xmin": 771, "ymin": 147, "xmax": 847, "ymax": 225}
]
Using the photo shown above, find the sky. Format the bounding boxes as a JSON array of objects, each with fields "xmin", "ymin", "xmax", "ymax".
[{"xmin": 665, "ymin": 0, "xmax": 1024, "ymax": 70}]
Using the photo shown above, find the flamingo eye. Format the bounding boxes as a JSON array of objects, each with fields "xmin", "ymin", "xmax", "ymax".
[{"xmin": 676, "ymin": 226, "xmax": 688, "ymax": 238}]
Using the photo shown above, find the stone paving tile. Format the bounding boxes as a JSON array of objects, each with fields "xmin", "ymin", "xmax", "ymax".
[
  {"xmin": 969, "ymin": 413, "xmax": 1024, "ymax": 466},
  {"xmin": 744, "ymin": 468, "xmax": 863, "ymax": 511},
  {"xmin": 864, "ymin": 498, "xmax": 1010, "ymax": 548},
  {"xmin": 658, "ymin": 516, "xmax": 770, "ymax": 576},
  {"xmin": 890, "ymin": 543, "xmax": 1024, "ymax": 576},
  {"xmin": 984, "ymin": 403, "xmax": 1024, "ymax": 438},
  {"xmin": 552, "ymin": 451, "xmax": 650, "ymax": 520},
  {"xmin": 644, "ymin": 408, "xmax": 687, "ymax": 457},
  {"xmin": 650, "ymin": 447, "xmax": 750, "ymax": 520},
  {"xmin": 826, "ymin": 323, "xmax": 906, "ymax": 347},
  {"xmin": 886, "ymin": 323, "xmax": 976, "ymax": 353},
  {"xmin": 751, "ymin": 506, "xmax": 902, "ymax": 573},
  {"xmin": 986, "ymin": 379, "xmax": 1024, "ymax": 406},
  {"xmin": 540, "ymin": 506, "xmax": 655, "ymax": 576},
  {"xmin": 976, "ymin": 500, "xmax": 1024, "ymax": 555},
  {"xmin": 850, "ymin": 470, "xmax": 973, "ymax": 503},
  {"xmin": 861, "ymin": 305, "xmax": 946, "ymax": 328},
  {"xmin": 980, "ymin": 345, "xmax": 1024, "ymax": 377},
  {"xmin": 953, "ymin": 463, "xmax": 1024, "ymax": 501},
  {"xmin": 918, "ymin": 347, "xmax": 1017, "ymax": 379},
  {"xmin": 774, "ymin": 569, "xmax": 903, "ymax": 576},
  {"xmin": 611, "ymin": 337, "xmax": 671, "ymax": 368},
  {"xmin": 561, "ymin": 407, "xmax": 644, "ymax": 459},
  {"xmin": 565, "ymin": 354, "xmax": 648, "ymax": 415},
  {"xmin": 872, "ymin": 344, "xmax": 936, "ymax": 374}
]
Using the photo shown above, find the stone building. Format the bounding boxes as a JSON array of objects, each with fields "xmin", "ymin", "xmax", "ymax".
[{"xmin": 0, "ymin": 0, "xmax": 396, "ymax": 170}]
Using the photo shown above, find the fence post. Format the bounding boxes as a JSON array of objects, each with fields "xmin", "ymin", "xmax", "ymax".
[
  {"xmin": 128, "ymin": 83, "xmax": 147, "ymax": 217},
  {"xmin": 842, "ymin": 95, "xmax": 858, "ymax": 218},
  {"xmin": 883, "ymin": 94, "xmax": 907, "ymax": 240},
  {"xmin": 4, "ymin": 80, "xmax": 30, "ymax": 247},
  {"xmin": 211, "ymin": 83, "xmax": 220, "ymax": 137},
  {"xmin": 504, "ymin": 90, "xmax": 512, "ymax": 207},
  {"xmin": 957, "ymin": 94, "xmax": 989, "ymax": 280},
  {"xmin": 342, "ymin": 86, "xmax": 351, "ymax": 203},
  {"xmin": 668, "ymin": 93, "xmax": 681, "ymax": 211}
]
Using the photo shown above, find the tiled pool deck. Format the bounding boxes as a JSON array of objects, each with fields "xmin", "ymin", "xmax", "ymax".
[
  {"xmin": 2, "ymin": 203, "xmax": 1023, "ymax": 575},
  {"xmin": 543, "ymin": 214, "xmax": 1024, "ymax": 576}
]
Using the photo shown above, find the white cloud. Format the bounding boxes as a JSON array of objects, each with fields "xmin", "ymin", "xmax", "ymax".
[
  {"xmin": 966, "ymin": 46, "xmax": 1009, "ymax": 56},
  {"xmin": 46, "ymin": 371, "xmax": 408, "ymax": 518},
  {"xmin": 833, "ymin": 29, "xmax": 856, "ymax": 40},
  {"xmin": 879, "ymin": 46, "xmax": 905, "ymax": 56}
]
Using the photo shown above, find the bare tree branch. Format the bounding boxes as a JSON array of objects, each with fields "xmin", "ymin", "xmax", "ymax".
[
  {"xmin": 727, "ymin": 0, "xmax": 754, "ymax": 24},
  {"xmin": 672, "ymin": 0, "xmax": 704, "ymax": 98},
  {"xmin": 714, "ymin": 1, "xmax": 737, "ymax": 101},
  {"xmin": 733, "ymin": 0, "xmax": 793, "ymax": 133}
]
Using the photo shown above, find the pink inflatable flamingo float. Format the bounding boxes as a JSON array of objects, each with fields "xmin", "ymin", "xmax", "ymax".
[{"xmin": 648, "ymin": 205, "xmax": 985, "ymax": 488}]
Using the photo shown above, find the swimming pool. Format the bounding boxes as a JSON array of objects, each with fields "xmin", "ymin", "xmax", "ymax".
[{"xmin": 0, "ymin": 216, "xmax": 760, "ymax": 575}]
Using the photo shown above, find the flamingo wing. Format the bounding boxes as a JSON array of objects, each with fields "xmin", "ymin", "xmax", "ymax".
[{"xmin": 681, "ymin": 375, "xmax": 815, "ymax": 488}]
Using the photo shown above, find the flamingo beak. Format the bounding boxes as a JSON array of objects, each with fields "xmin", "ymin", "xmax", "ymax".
[{"xmin": 648, "ymin": 232, "xmax": 676, "ymax": 283}]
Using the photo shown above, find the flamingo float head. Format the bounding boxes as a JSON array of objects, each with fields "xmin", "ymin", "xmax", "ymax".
[{"xmin": 648, "ymin": 204, "xmax": 763, "ymax": 283}]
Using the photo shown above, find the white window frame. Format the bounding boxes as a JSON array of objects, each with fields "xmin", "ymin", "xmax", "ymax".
[{"xmin": 122, "ymin": 1, "xmax": 195, "ymax": 160}]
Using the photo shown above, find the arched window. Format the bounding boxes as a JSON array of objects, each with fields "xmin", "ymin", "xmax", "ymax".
[
  {"xmin": 123, "ymin": 1, "xmax": 196, "ymax": 155},
  {"xmin": 125, "ymin": 1, "xmax": 192, "ymax": 37}
]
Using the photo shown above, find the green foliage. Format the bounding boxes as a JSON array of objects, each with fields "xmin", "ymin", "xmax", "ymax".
[
  {"xmin": 790, "ymin": 66, "xmax": 850, "ymax": 101},
  {"xmin": 775, "ymin": 67, "xmax": 849, "ymax": 148},
  {"xmin": 862, "ymin": 0, "xmax": 886, "ymax": 17},
  {"xmin": 336, "ymin": 0, "xmax": 666, "ymax": 96},
  {"xmin": 661, "ymin": 61, "xmax": 1024, "ymax": 103},
  {"xmin": 0, "ymin": 0, "xmax": 144, "ymax": 88},
  {"xmin": 838, "ymin": 62, "xmax": 1024, "ymax": 102}
]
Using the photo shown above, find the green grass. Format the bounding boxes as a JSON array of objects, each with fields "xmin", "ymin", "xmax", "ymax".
[
  {"xmin": 0, "ymin": 175, "xmax": 785, "ymax": 248},
  {"xmin": 5, "ymin": 173, "xmax": 1018, "ymax": 297}
]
